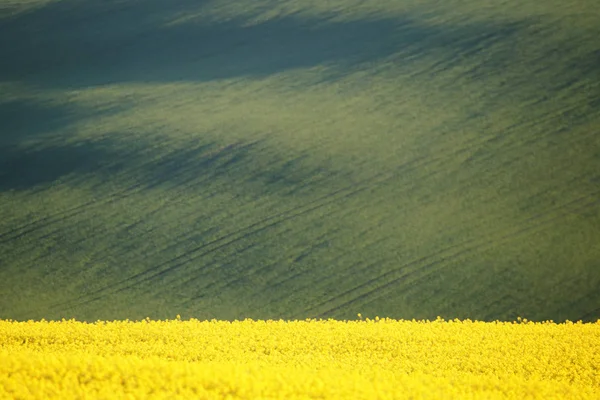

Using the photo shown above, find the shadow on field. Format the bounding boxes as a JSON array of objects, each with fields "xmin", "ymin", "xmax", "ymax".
[
  {"xmin": 0, "ymin": 99, "xmax": 90, "ymax": 191},
  {"xmin": 0, "ymin": 123, "xmax": 335, "ymax": 196},
  {"xmin": 0, "ymin": 0, "xmax": 528, "ymax": 87},
  {"xmin": 0, "ymin": 98, "xmax": 128, "ymax": 191},
  {"xmin": 0, "ymin": 141, "xmax": 113, "ymax": 192},
  {"xmin": 0, "ymin": 99, "xmax": 74, "ymax": 144},
  {"xmin": 0, "ymin": 98, "xmax": 128, "ymax": 144}
]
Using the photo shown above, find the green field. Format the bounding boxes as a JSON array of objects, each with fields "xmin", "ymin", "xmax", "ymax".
[{"xmin": 1, "ymin": 0, "xmax": 599, "ymax": 322}]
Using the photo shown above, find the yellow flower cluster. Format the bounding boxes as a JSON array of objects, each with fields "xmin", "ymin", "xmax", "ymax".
[{"xmin": 1, "ymin": 317, "xmax": 599, "ymax": 399}]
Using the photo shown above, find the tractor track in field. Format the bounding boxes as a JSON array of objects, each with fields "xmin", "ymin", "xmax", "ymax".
[
  {"xmin": 170, "ymin": 232, "xmax": 334, "ymax": 302},
  {"xmin": 50, "ymin": 169, "xmax": 390, "ymax": 311},
  {"xmin": 308, "ymin": 190, "xmax": 600, "ymax": 318},
  {"xmin": 263, "ymin": 259, "xmax": 386, "ymax": 315},
  {"xmin": 48, "ymin": 130, "xmax": 491, "ymax": 311},
  {"xmin": 180, "ymin": 237, "xmax": 340, "ymax": 308},
  {"xmin": 43, "ymin": 122, "xmax": 599, "ymax": 315},
  {"xmin": 0, "ymin": 198, "xmax": 102, "ymax": 244},
  {"xmin": 356, "ymin": 194, "xmax": 599, "ymax": 316},
  {"xmin": 323, "ymin": 191, "xmax": 599, "ymax": 318},
  {"xmin": 0, "ymin": 142, "xmax": 243, "ymax": 245},
  {"xmin": 42, "ymin": 128, "xmax": 533, "ymax": 311},
  {"xmin": 48, "ymin": 142, "xmax": 467, "ymax": 311},
  {"xmin": 302, "ymin": 131, "xmax": 600, "ymax": 317},
  {"xmin": 0, "ymin": 118, "xmax": 472, "ymax": 251},
  {"xmin": 0, "ymin": 140, "xmax": 170, "ymax": 242},
  {"xmin": 299, "ymin": 185, "xmax": 599, "ymax": 319}
]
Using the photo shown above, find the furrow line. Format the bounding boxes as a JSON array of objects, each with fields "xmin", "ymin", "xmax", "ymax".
[
  {"xmin": 48, "ymin": 130, "xmax": 537, "ymax": 311},
  {"xmin": 46, "ymin": 171, "xmax": 386, "ymax": 310},
  {"xmin": 316, "ymin": 192, "xmax": 600, "ymax": 317},
  {"xmin": 301, "ymin": 237, "xmax": 478, "ymax": 318},
  {"xmin": 111, "ymin": 182, "xmax": 377, "ymax": 295},
  {"xmin": 315, "ymin": 188, "xmax": 600, "ymax": 315},
  {"xmin": 0, "ymin": 142, "xmax": 227, "ymax": 243}
]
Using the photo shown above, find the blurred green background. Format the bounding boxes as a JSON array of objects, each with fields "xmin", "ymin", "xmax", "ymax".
[{"xmin": 1, "ymin": 0, "xmax": 599, "ymax": 321}]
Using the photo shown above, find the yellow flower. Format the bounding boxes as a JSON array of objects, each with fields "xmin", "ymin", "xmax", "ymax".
[{"xmin": 0, "ymin": 318, "xmax": 598, "ymax": 399}]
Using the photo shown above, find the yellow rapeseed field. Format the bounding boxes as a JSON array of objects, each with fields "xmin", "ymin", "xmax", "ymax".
[{"xmin": 1, "ymin": 317, "xmax": 599, "ymax": 399}]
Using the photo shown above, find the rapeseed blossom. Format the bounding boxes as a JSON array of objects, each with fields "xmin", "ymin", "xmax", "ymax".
[{"xmin": 1, "ymin": 317, "xmax": 599, "ymax": 399}]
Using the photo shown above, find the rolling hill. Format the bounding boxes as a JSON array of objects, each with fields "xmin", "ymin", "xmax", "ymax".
[{"xmin": 0, "ymin": 0, "xmax": 599, "ymax": 322}]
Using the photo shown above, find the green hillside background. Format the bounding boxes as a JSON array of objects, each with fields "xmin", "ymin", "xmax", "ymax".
[{"xmin": 1, "ymin": 0, "xmax": 599, "ymax": 322}]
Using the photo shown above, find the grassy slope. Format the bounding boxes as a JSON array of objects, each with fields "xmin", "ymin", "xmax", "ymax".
[{"xmin": 0, "ymin": 0, "xmax": 598, "ymax": 322}]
